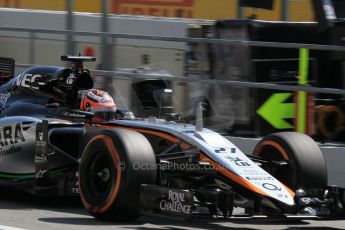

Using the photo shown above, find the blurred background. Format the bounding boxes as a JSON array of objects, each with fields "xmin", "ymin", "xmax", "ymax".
[{"xmin": 1, "ymin": 0, "xmax": 345, "ymax": 143}]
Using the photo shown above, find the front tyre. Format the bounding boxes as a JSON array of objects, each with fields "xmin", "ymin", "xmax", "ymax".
[
  {"xmin": 79, "ymin": 129, "xmax": 157, "ymax": 222},
  {"xmin": 253, "ymin": 132, "xmax": 327, "ymax": 191}
]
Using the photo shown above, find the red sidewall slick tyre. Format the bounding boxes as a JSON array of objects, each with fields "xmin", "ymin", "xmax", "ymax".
[
  {"xmin": 253, "ymin": 132, "xmax": 327, "ymax": 191},
  {"xmin": 79, "ymin": 129, "xmax": 157, "ymax": 222}
]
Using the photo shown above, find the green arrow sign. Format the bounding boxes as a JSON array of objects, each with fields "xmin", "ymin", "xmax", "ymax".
[{"xmin": 257, "ymin": 93, "xmax": 295, "ymax": 129}]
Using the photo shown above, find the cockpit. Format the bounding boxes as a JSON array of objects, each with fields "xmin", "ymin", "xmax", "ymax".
[{"xmin": 12, "ymin": 55, "xmax": 95, "ymax": 108}]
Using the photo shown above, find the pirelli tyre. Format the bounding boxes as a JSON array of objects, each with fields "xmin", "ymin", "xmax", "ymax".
[
  {"xmin": 79, "ymin": 129, "xmax": 157, "ymax": 222},
  {"xmin": 253, "ymin": 132, "xmax": 327, "ymax": 191}
]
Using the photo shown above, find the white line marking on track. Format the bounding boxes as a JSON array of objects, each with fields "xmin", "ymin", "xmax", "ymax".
[{"xmin": 0, "ymin": 225, "xmax": 28, "ymax": 230}]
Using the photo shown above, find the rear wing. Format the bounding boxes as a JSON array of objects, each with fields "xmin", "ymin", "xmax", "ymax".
[
  {"xmin": 61, "ymin": 55, "xmax": 96, "ymax": 62},
  {"xmin": 0, "ymin": 57, "xmax": 15, "ymax": 85},
  {"xmin": 61, "ymin": 55, "xmax": 96, "ymax": 70}
]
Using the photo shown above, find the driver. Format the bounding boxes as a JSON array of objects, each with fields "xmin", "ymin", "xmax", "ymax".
[{"xmin": 79, "ymin": 89, "xmax": 117, "ymax": 122}]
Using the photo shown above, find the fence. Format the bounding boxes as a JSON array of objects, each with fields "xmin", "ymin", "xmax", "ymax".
[
  {"xmin": 2, "ymin": 24, "xmax": 345, "ymax": 141},
  {"xmin": 3, "ymin": 25, "xmax": 345, "ymax": 94}
]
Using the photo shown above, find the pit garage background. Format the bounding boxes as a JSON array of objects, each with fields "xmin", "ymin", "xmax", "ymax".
[{"xmin": 2, "ymin": 0, "xmax": 345, "ymax": 186}]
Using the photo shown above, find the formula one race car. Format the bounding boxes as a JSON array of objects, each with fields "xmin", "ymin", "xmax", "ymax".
[{"xmin": 0, "ymin": 56, "xmax": 343, "ymax": 222}]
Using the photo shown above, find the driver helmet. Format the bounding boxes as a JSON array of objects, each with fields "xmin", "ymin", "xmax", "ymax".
[{"xmin": 80, "ymin": 89, "xmax": 117, "ymax": 121}]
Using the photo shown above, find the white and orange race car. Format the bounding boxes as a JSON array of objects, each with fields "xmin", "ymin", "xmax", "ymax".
[{"xmin": 0, "ymin": 55, "xmax": 343, "ymax": 222}]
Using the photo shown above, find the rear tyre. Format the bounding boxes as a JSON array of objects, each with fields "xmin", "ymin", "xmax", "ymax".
[
  {"xmin": 253, "ymin": 132, "xmax": 327, "ymax": 191},
  {"xmin": 79, "ymin": 129, "xmax": 157, "ymax": 222}
]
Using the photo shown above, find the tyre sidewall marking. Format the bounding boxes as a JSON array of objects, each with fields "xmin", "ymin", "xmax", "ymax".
[
  {"xmin": 254, "ymin": 140, "xmax": 289, "ymax": 161},
  {"xmin": 79, "ymin": 134, "xmax": 122, "ymax": 214}
]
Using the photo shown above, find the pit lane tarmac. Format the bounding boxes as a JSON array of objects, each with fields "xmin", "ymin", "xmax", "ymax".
[
  {"xmin": 1, "ymin": 136, "xmax": 345, "ymax": 230},
  {"xmin": 0, "ymin": 190, "xmax": 345, "ymax": 230}
]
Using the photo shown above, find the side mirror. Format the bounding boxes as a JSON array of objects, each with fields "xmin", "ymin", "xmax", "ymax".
[{"xmin": 153, "ymin": 88, "xmax": 174, "ymax": 118}]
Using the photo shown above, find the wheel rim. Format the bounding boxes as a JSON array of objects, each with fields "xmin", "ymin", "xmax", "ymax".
[{"xmin": 86, "ymin": 150, "xmax": 116, "ymax": 202}]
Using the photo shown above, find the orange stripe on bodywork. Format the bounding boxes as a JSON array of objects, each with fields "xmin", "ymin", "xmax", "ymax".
[
  {"xmin": 99, "ymin": 124, "xmax": 190, "ymax": 149},
  {"xmin": 181, "ymin": 143, "xmax": 190, "ymax": 150},
  {"xmin": 281, "ymin": 183, "xmax": 295, "ymax": 198},
  {"xmin": 200, "ymin": 153, "xmax": 272, "ymax": 198}
]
